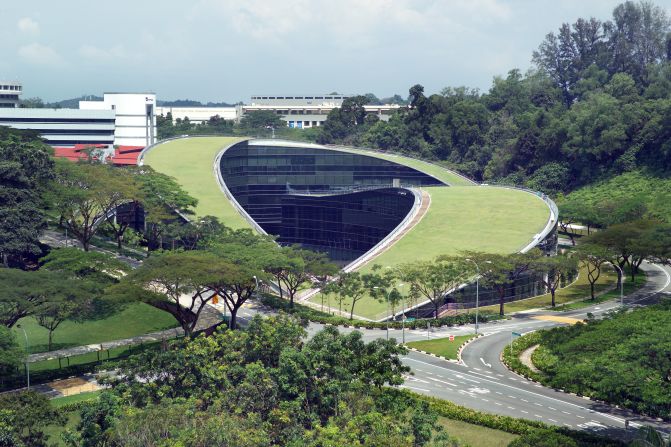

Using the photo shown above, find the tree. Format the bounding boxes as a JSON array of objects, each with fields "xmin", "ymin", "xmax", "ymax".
[
  {"xmin": 338, "ymin": 271, "xmax": 366, "ymax": 320},
  {"xmin": 0, "ymin": 326, "xmax": 23, "ymax": 387},
  {"xmin": 576, "ymin": 243, "xmax": 613, "ymax": 300},
  {"xmin": 0, "ymin": 129, "xmax": 54, "ymax": 267},
  {"xmin": 0, "ymin": 391, "xmax": 65, "ymax": 447},
  {"xmin": 271, "ymin": 246, "xmax": 337, "ymax": 309},
  {"xmin": 40, "ymin": 247, "xmax": 128, "ymax": 284},
  {"xmin": 532, "ymin": 254, "xmax": 578, "ymax": 307},
  {"xmin": 240, "ymin": 110, "xmax": 284, "ymax": 132},
  {"xmin": 93, "ymin": 167, "xmax": 144, "ymax": 249},
  {"xmin": 34, "ymin": 279, "xmax": 101, "ymax": 350},
  {"xmin": 0, "ymin": 269, "xmax": 66, "ymax": 328},
  {"xmin": 51, "ymin": 161, "xmax": 107, "ymax": 251},
  {"xmin": 629, "ymin": 426, "xmax": 671, "ymax": 447},
  {"xmin": 130, "ymin": 166, "xmax": 198, "ymax": 251},
  {"xmin": 399, "ymin": 256, "xmax": 470, "ymax": 318},
  {"xmin": 119, "ymin": 250, "xmax": 238, "ymax": 335}
]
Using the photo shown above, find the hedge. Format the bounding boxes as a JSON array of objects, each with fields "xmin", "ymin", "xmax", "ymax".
[{"xmin": 259, "ymin": 294, "xmax": 504, "ymax": 329}]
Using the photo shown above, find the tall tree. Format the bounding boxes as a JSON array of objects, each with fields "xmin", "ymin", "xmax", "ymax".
[
  {"xmin": 399, "ymin": 256, "xmax": 469, "ymax": 318},
  {"xmin": 576, "ymin": 243, "xmax": 613, "ymax": 300},
  {"xmin": 0, "ymin": 129, "xmax": 54, "ymax": 267},
  {"xmin": 532, "ymin": 254, "xmax": 578, "ymax": 307}
]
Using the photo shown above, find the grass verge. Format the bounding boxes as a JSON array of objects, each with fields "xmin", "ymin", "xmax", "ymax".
[
  {"xmin": 406, "ymin": 335, "xmax": 474, "ymax": 360},
  {"xmin": 13, "ymin": 302, "xmax": 178, "ymax": 353},
  {"xmin": 479, "ymin": 265, "xmax": 617, "ymax": 315}
]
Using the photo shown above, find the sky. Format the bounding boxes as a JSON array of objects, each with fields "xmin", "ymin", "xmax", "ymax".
[{"xmin": 2, "ymin": 0, "xmax": 670, "ymax": 103}]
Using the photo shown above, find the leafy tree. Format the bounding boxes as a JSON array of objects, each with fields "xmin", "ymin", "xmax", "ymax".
[
  {"xmin": 629, "ymin": 426, "xmax": 671, "ymax": 447},
  {"xmin": 0, "ymin": 391, "xmax": 65, "ymax": 447},
  {"xmin": 41, "ymin": 247, "xmax": 128, "ymax": 284},
  {"xmin": 399, "ymin": 256, "xmax": 470, "ymax": 318},
  {"xmin": 532, "ymin": 254, "xmax": 578, "ymax": 307},
  {"xmin": 575, "ymin": 243, "xmax": 613, "ymax": 300},
  {"xmin": 240, "ymin": 110, "xmax": 285, "ymax": 131},
  {"xmin": 339, "ymin": 271, "xmax": 366, "ymax": 319},
  {"xmin": 119, "ymin": 250, "xmax": 237, "ymax": 335},
  {"xmin": 130, "ymin": 166, "xmax": 198, "ymax": 251},
  {"xmin": 0, "ymin": 326, "xmax": 23, "ymax": 387},
  {"xmin": 0, "ymin": 129, "xmax": 54, "ymax": 267},
  {"xmin": 51, "ymin": 161, "xmax": 107, "ymax": 251},
  {"xmin": 0, "ymin": 269, "xmax": 69, "ymax": 328}
]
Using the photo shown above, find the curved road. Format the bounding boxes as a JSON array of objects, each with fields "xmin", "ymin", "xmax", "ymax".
[{"xmin": 297, "ymin": 262, "xmax": 670, "ymax": 441}]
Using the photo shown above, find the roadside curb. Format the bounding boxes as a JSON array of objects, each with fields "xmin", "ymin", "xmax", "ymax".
[{"xmin": 457, "ymin": 333, "xmax": 484, "ymax": 364}]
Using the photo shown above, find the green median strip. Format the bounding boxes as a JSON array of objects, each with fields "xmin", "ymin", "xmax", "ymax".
[{"xmin": 405, "ymin": 334, "xmax": 475, "ymax": 360}]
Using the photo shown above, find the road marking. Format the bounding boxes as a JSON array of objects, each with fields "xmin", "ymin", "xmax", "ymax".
[
  {"xmin": 521, "ymin": 410, "xmax": 529, "ymax": 414},
  {"xmin": 521, "ymin": 398, "xmax": 529, "ymax": 402},
  {"xmin": 495, "ymin": 392, "xmax": 503, "ymax": 395},
  {"xmin": 576, "ymin": 415, "xmax": 585, "ymax": 419},
  {"xmin": 562, "ymin": 411, "xmax": 570, "ymax": 415},
  {"xmin": 549, "ymin": 419, "xmax": 558, "ymax": 423},
  {"xmin": 495, "ymin": 402, "xmax": 503, "ymax": 406},
  {"xmin": 398, "ymin": 385, "xmax": 430, "ymax": 392},
  {"xmin": 480, "ymin": 358, "xmax": 492, "ymax": 368},
  {"xmin": 535, "ymin": 414, "xmax": 543, "ymax": 418},
  {"xmin": 532, "ymin": 315, "xmax": 582, "ymax": 325},
  {"xmin": 507, "ymin": 406, "xmax": 515, "ymax": 410},
  {"xmin": 481, "ymin": 399, "xmax": 489, "ymax": 402},
  {"xmin": 403, "ymin": 355, "xmax": 632, "ymax": 427},
  {"xmin": 507, "ymin": 395, "xmax": 516, "ymax": 399},
  {"xmin": 548, "ymin": 407, "xmax": 557, "ymax": 411},
  {"xmin": 427, "ymin": 377, "xmax": 457, "ymax": 387},
  {"xmin": 534, "ymin": 403, "xmax": 543, "ymax": 406}
]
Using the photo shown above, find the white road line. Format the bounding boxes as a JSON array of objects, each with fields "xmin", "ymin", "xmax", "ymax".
[
  {"xmin": 548, "ymin": 407, "xmax": 557, "ymax": 411},
  {"xmin": 404, "ymin": 355, "xmax": 630, "ymax": 427},
  {"xmin": 507, "ymin": 406, "xmax": 515, "ymax": 410},
  {"xmin": 534, "ymin": 403, "xmax": 543, "ymax": 407},
  {"xmin": 535, "ymin": 414, "xmax": 543, "ymax": 418},
  {"xmin": 495, "ymin": 402, "xmax": 503, "ymax": 406},
  {"xmin": 562, "ymin": 411, "xmax": 571, "ymax": 415},
  {"xmin": 549, "ymin": 419, "xmax": 558, "ymax": 423},
  {"xmin": 521, "ymin": 410, "xmax": 529, "ymax": 414},
  {"xmin": 521, "ymin": 398, "xmax": 529, "ymax": 402},
  {"xmin": 398, "ymin": 385, "xmax": 430, "ymax": 392}
]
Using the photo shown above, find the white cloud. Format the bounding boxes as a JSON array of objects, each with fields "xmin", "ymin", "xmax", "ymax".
[
  {"xmin": 79, "ymin": 44, "xmax": 129, "ymax": 63},
  {"xmin": 18, "ymin": 43, "xmax": 63, "ymax": 66},
  {"xmin": 189, "ymin": 0, "xmax": 512, "ymax": 47},
  {"xmin": 17, "ymin": 17, "xmax": 40, "ymax": 37}
]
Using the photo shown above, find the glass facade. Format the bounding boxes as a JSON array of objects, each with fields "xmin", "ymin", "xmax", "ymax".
[{"xmin": 220, "ymin": 141, "xmax": 446, "ymax": 263}]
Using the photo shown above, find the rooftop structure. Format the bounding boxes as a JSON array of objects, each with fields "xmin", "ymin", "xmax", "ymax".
[
  {"xmin": 155, "ymin": 106, "xmax": 237, "ymax": 124},
  {"xmin": 0, "ymin": 81, "xmax": 22, "ymax": 108},
  {"xmin": 141, "ymin": 137, "xmax": 556, "ymax": 319},
  {"xmin": 80, "ymin": 93, "xmax": 157, "ymax": 147}
]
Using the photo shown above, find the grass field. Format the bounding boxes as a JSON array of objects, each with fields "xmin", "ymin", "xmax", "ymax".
[
  {"xmin": 331, "ymin": 146, "xmax": 475, "ymax": 186},
  {"xmin": 406, "ymin": 335, "xmax": 474, "ymax": 359},
  {"xmin": 311, "ymin": 185, "xmax": 550, "ymax": 319},
  {"xmin": 439, "ymin": 417, "xmax": 518, "ymax": 447},
  {"xmin": 479, "ymin": 265, "xmax": 618, "ymax": 314},
  {"xmin": 143, "ymin": 136, "xmax": 248, "ymax": 228},
  {"xmin": 13, "ymin": 303, "xmax": 177, "ymax": 353}
]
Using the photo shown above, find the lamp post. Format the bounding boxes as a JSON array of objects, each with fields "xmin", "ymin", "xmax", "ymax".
[
  {"xmin": 611, "ymin": 263, "xmax": 624, "ymax": 307},
  {"xmin": 465, "ymin": 259, "xmax": 490, "ymax": 335},
  {"xmin": 16, "ymin": 324, "xmax": 29, "ymax": 389}
]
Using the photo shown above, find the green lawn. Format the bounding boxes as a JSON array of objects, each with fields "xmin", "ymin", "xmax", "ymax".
[
  {"xmin": 331, "ymin": 146, "xmax": 475, "ymax": 186},
  {"xmin": 439, "ymin": 417, "xmax": 518, "ymax": 447},
  {"xmin": 13, "ymin": 303, "xmax": 177, "ymax": 353},
  {"xmin": 406, "ymin": 335, "xmax": 474, "ymax": 360},
  {"xmin": 479, "ymin": 265, "xmax": 618, "ymax": 314},
  {"xmin": 143, "ymin": 136, "xmax": 249, "ymax": 228},
  {"xmin": 311, "ymin": 185, "xmax": 550, "ymax": 319},
  {"xmin": 51, "ymin": 391, "xmax": 101, "ymax": 408}
]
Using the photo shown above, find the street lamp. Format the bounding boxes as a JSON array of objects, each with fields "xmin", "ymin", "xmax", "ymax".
[
  {"xmin": 16, "ymin": 324, "xmax": 29, "ymax": 389},
  {"xmin": 611, "ymin": 263, "xmax": 624, "ymax": 307},
  {"xmin": 465, "ymin": 259, "xmax": 491, "ymax": 335}
]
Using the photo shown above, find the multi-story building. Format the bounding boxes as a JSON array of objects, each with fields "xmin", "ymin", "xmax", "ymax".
[
  {"xmin": 0, "ymin": 108, "xmax": 116, "ymax": 146},
  {"xmin": 239, "ymin": 95, "xmax": 401, "ymax": 128},
  {"xmin": 80, "ymin": 93, "xmax": 157, "ymax": 147},
  {"xmin": 0, "ymin": 81, "xmax": 22, "ymax": 108},
  {"xmin": 155, "ymin": 106, "xmax": 237, "ymax": 124}
]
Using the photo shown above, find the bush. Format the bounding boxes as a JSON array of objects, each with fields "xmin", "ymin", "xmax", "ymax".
[
  {"xmin": 509, "ymin": 430, "xmax": 577, "ymax": 447},
  {"xmin": 259, "ymin": 294, "xmax": 504, "ymax": 330}
]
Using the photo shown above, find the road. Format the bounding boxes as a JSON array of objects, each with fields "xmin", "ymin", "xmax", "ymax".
[{"xmin": 299, "ymin": 261, "xmax": 671, "ymax": 441}]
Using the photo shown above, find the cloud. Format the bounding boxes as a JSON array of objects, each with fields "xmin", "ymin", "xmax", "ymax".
[
  {"xmin": 79, "ymin": 44, "xmax": 129, "ymax": 63},
  {"xmin": 18, "ymin": 43, "xmax": 63, "ymax": 66},
  {"xmin": 17, "ymin": 17, "xmax": 40, "ymax": 36}
]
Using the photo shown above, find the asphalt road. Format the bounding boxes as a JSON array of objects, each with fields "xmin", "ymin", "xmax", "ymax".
[{"xmin": 297, "ymin": 261, "xmax": 671, "ymax": 441}]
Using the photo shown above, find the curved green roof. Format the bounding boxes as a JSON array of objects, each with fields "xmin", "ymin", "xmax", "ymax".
[{"xmin": 143, "ymin": 137, "xmax": 551, "ymax": 318}]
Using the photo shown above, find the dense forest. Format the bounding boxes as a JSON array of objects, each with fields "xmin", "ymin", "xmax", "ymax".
[{"xmin": 315, "ymin": 1, "xmax": 671, "ymax": 195}]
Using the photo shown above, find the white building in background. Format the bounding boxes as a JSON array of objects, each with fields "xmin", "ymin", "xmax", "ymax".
[
  {"xmin": 240, "ymin": 95, "xmax": 401, "ymax": 128},
  {"xmin": 80, "ymin": 93, "xmax": 156, "ymax": 147},
  {"xmin": 0, "ymin": 81, "xmax": 22, "ymax": 108},
  {"xmin": 155, "ymin": 106, "xmax": 237, "ymax": 124},
  {"xmin": 0, "ymin": 108, "xmax": 115, "ymax": 146}
]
